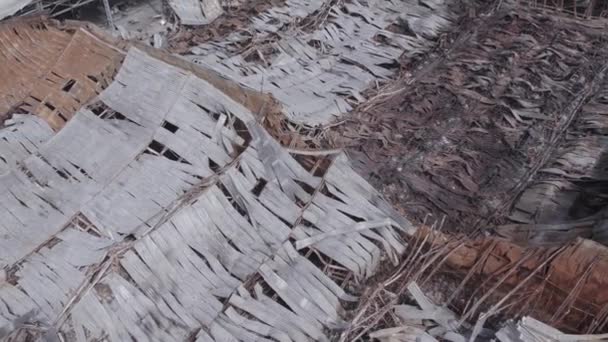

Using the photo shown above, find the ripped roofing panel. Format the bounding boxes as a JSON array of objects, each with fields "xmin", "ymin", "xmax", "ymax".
[
  {"xmin": 0, "ymin": 19, "xmax": 413, "ymax": 341},
  {"xmin": 185, "ymin": 0, "xmax": 457, "ymax": 126}
]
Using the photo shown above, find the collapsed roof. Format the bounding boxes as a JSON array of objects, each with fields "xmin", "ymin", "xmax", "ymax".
[
  {"xmin": 3, "ymin": 0, "xmax": 608, "ymax": 340},
  {"xmin": 2, "ymin": 0, "xmax": 223, "ymax": 28},
  {"xmin": 0, "ymin": 18, "xmax": 413, "ymax": 341},
  {"xmin": 182, "ymin": 0, "xmax": 455, "ymax": 126},
  {"xmin": 0, "ymin": 0, "xmax": 104, "ymax": 20}
]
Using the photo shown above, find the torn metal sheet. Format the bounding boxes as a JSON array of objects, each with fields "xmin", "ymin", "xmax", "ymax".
[
  {"xmin": 0, "ymin": 20, "xmax": 413, "ymax": 341},
  {"xmin": 186, "ymin": 0, "xmax": 455, "ymax": 126},
  {"xmin": 169, "ymin": 0, "xmax": 223, "ymax": 25}
]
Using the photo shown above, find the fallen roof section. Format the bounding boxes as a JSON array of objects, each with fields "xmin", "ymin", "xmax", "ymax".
[
  {"xmin": 168, "ymin": 0, "xmax": 223, "ymax": 26},
  {"xmin": 182, "ymin": 0, "xmax": 458, "ymax": 126},
  {"xmin": 342, "ymin": 226, "xmax": 608, "ymax": 340},
  {"xmin": 339, "ymin": 0, "xmax": 608, "ymax": 247},
  {"xmin": 367, "ymin": 281, "xmax": 608, "ymax": 342},
  {"xmin": 0, "ymin": 18, "xmax": 414, "ymax": 341},
  {"xmin": 5, "ymin": 0, "xmax": 109, "ymax": 20}
]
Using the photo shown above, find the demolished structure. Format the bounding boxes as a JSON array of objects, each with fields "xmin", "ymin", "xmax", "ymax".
[
  {"xmin": 183, "ymin": 0, "xmax": 455, "ymax": 125},
  {"xmin": 0, "ymin": 0, "xmax": 111, "ymax": 21},
  {"xmin": 0, "ymin": 18, "xmax": 413, "ymax": 341},
  {"xmin": 3, "ymin": 0, "xmax": 608, "ymax": 340}
]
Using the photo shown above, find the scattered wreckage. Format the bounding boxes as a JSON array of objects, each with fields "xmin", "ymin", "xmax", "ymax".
[
  {"xmin": 0, "ymin": 0, "xmax": 223, "ymax": 26},
  {"xmin": 1, "ymin": 0, "xmax": 608, "ymax": 341},
  {"xmin": 0, "ymin": 18, "xmax": 412, "ymax": 341}
]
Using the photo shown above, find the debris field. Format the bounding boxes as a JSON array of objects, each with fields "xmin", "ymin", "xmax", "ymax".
[{"xmin": 1, "ymin": 0, "xmax": 608, "ymax": 341}]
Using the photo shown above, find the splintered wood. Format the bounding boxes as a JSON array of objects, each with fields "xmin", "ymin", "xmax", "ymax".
[
  {"xmin": 0, "ymin": 23, "xmax": 412, "ymax": 340},
  {"xmin": 0, "ymin": 19, "xmax": 122, "ymax": 131}
]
